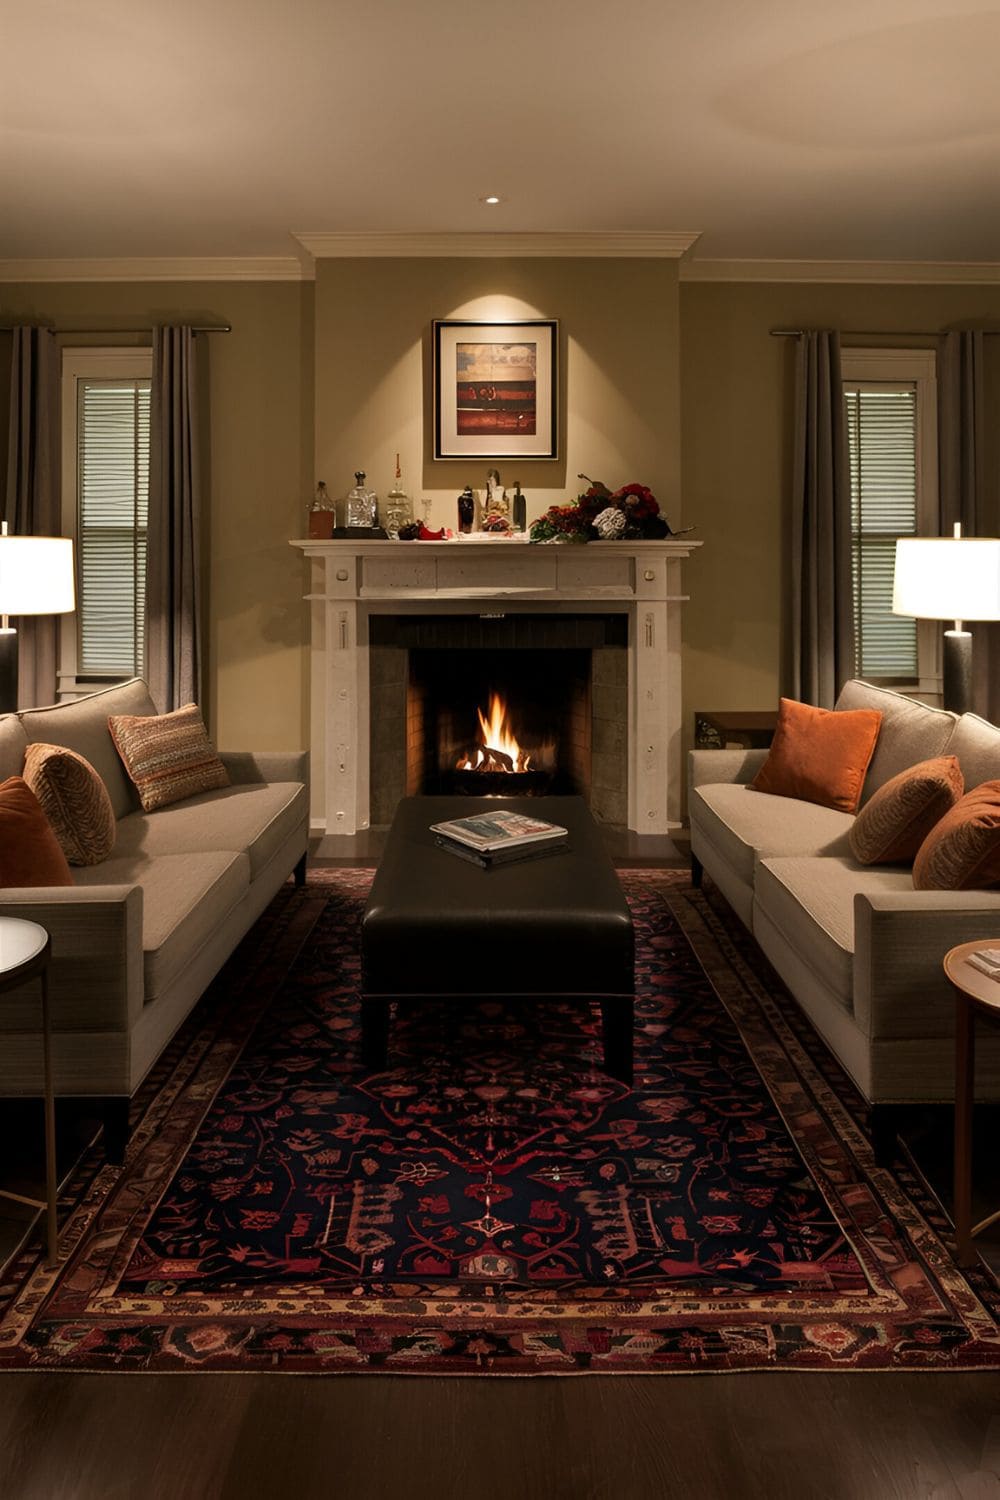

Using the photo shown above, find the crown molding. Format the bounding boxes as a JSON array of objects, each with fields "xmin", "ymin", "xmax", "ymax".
[
  {"xmin": 0, "ymin": 257, "xmax": 311, "ymax": 283},
  {"xmin": 293, "ymin": 231, "xmax": 703, "ymax": 260},
  {"xmin": 681, "ymin": 258, "xmax": 1000, "ymax": 284}
]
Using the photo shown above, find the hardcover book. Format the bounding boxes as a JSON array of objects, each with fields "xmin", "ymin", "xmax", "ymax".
[{"xmin": 430, "ymin": 810, "xmax": 568, "ymax": 853}]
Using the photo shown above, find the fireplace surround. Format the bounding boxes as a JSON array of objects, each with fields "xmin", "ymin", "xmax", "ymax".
[{"xmin": 291, "ymin": 536, "xmax": 702, "ymax": 835}]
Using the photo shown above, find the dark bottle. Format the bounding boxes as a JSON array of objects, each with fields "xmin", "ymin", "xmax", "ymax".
[
  {"xmin": 512, "ymin": 481, "xmax": 526, "ymax": 533},
  {"xmin": 457, "ymin": 485, "xmax": 474, "ymax": 533}
]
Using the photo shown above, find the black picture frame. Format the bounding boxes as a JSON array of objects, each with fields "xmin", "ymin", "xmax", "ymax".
[{"xmin": 433, "ymin": 318, "xmax": 558, "ymax": 461}]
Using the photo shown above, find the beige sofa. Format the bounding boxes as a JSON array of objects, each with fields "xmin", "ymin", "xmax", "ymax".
[
  {"xmin": 0, "ymin": 678, "xmax": 308, "ymax": 1157},
  {"xmin": 689, "ymin": 680, "xmax": 1000, "ymax": 1143}
]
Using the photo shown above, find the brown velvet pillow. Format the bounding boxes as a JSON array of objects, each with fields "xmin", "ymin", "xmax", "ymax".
[
  {"xmin": 0, "ymin": 777, "xmax": 74, "ymax": 888},
  {"xmin": 108, "ymin": 703, "xmax": 229, "ymax": 813},
  {"xmin": 913, "ymin": 781, "xmax": 1000, "ymax": 890},
  {"xmin": 849, "ymin": 755, "xmax": 964, "ymax": 865},
  {"xmin": 22, "ymin": 743, "xmax": 116, "ymax": 866},
  {"xmin": 750, "ymin": 698, "xmax": 883, "ymax": 814}
]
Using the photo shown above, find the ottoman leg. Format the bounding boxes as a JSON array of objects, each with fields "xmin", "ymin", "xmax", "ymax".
[
  {"xmin": 601, "ymin": 996, "xmax": 634, "ymax": 1087},
  {"xmin": 362, "ymin": 997, "xmax": 391, "ymax": 1071}
]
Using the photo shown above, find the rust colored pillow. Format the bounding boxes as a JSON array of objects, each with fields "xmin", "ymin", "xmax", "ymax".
[
  {"xmin": 913, "ymin": 781, "xmax": 1000, "ymax": 890},
  {"xmin": 750, "ymin": 697, "xmax": 882, "ymax": 814},
  {"xmin": 0, "ymin": 777, "xmax": 74, "ymax": 888},
  {"xmin": 22, "ymin": 743, "xmax": 116, "ymax": 866},
  {"xmin": 849, "ymin": 755, "xmax": 964, "ymax": 865},
  {"xmin": 108, "ymin": 703, "xmax": 229, "ymax": 812}
]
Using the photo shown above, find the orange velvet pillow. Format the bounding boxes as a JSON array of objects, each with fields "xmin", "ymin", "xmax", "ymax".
[
  {"xmin": 0, "ymin": 776, "xmax": 74, "ymax": 889},
  {"xmin": 750, "ymin": 698, "xmax": 883, "ymax": 814},
  {"xmin": 913, "ymin": 781, "xmax": 1000, "ymax": 890},
  {"xmin": 849, "ymin": 755, "xmax": 964, "ymax": 865}
]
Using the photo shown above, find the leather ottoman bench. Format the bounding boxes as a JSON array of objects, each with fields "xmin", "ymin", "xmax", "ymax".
[{"xmin": 361, "ymin": 795, "xmax": 635, "ymax": 1083}]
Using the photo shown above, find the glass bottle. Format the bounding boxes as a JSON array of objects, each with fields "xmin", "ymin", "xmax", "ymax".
[
  {"xmin": 384, "ymin": 453, "xmax": 412, "ymax": 539},
  {"xmin": 512, "ymin": 481, "xmax": 526, "ymax": 533},
  {"xmin": 346, "ymin": 470, "xmax": 377, "ymax": 529},
  {"xmin": 457, "ymin": 485, "xmax": 475, "ymax": 534},
  {"xmin": 308, "ymin": 480, "xmax": 336, "ymax": 539}
]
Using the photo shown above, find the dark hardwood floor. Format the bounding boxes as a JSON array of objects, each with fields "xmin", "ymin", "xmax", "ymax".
[{"xmin": 1, "ymin": 842, "xmax": 998, "ymax": 1500}]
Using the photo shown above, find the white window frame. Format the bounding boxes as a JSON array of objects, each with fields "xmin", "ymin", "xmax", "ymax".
[
  {"xmin": 842, "ymin": 347, "xmax": 939, "ymax": 695},
  {"xmin": 59, "ymin": 347, "xmax": 153, "ymax": 698}
]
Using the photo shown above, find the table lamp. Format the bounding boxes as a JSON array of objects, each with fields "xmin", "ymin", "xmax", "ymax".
[
  {"xmin": 892, "ymin": 524, "xmax": 1000, "ymax": 714},
  {"xmin": 0, "ymin": 525, "xmax": 76, "ymax": 714}
]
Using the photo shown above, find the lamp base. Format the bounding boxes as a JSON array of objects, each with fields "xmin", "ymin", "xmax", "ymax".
[
  {"xmin": 943, "ymin": 629, "xmax": 973, "ymax": 715},
  {"xmin": 0, "ymin": 628, "xmax": 17, "ymax": 716}
]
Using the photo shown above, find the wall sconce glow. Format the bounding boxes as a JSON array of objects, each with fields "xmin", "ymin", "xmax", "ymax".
[{"xmin": 479, "ymin": 195, "xmax": 504, "ymax": 205}]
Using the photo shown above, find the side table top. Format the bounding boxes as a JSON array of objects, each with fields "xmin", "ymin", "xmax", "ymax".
[
  {"xmin": 944, "ymin": 939, "xmax": 1000, "ymax": 1014},
  {"xmin": 0, "ymin": 917, "xmax": 49, "ymax": 980}
]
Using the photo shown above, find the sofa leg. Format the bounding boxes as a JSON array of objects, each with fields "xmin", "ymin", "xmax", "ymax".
[
  {"xmin": 293, "ymin": 852, "xmax": 307, "ymax": 888},
  {"xmin": 690, "ymin": 851, "xmax": 703, "ymax": 889},
  {"xmin": 870, "ymin": 1105, "xmax": 899, "ymax": 1167},
  {"xmin": 101, "ymin": 1097, "xmax": 131, "ymax": 1165}
]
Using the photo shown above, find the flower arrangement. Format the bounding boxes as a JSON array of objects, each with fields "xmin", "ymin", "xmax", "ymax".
[{"xmin": 529, "ymin": 475, "xmax": 672, "ymax": 544}]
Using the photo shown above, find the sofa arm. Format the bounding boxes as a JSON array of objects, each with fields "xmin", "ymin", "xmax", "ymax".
[
  {"xmin": 219, "ymin": 750, "xmax": 309, "ymax": 786},
  {"xmin": 688, "ymin": 747, "xmax": 769, "ymax": 791},
  {"xmin": 0, "ymin": 885, "xmax": 144, "ymax": 1033},
  {"xmin": 854, "ymin": 888, "xmax": 1000, "ymax": 1039}
]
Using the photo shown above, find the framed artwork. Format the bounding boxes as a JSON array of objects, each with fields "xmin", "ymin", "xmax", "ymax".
[{"xmin": 433, "ymin": 319, "xmax": 558, "ymax": 460}]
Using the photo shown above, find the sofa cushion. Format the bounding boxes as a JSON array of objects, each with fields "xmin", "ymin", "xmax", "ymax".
[
  {"xmin": 22, "ymin": 743, "xmax": 117, "ymax": 866},
  {"xmin": 0, "ymin": 776, "xmax": 74, "ymax": 888},
  {"xmin": 942, "ymin": 713, "xmax": 1000, "ymax": 792},
  {"xmin": 750, "ymin": 697, "xmax": 881, "ymax": 814},
  {"xmin": 109, "ymin": 703, "xmax": 229, "ymax": 812},
  {"xmin": 691, "ymin": 782, "xmax": 855, "ymax": 886},
  {"xmin": 913, "ymin": 781, "xmax": 1000, "ymax": 891},
  {"xmin": 755, "ymin": 856, "xmax": 916, "ymax": 1014},
  {"xmin": 111, "ymin": 781, "xmax": 307, "ymax": 880},
  {"xmin": 848, "ymin": 755, "xmax": 964, "ymax": 865},
  {"xmin": 19, "ymin": 678, "xmax": 158, "ymax": 819},
  {"xmin": 74, "ymin": 849, "xmax": 250, "ymax": 1000},
  {"xmin": 0, "ymin": 716, "xmax": 28, "ymax": 782},
  {"xmin": 834, "ymin": 680, "xmax": 957, "ymax": 801}
]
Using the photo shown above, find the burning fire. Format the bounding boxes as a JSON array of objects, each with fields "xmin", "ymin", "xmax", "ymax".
[{"xmin": 456, "ymin": 692, "xmax": 534, "ymax": 774}]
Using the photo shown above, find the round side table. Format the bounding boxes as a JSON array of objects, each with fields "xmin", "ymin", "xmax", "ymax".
[
  {"xmin": 943, "ymin": 939, "xmax": 1000, "ymax": 1269},
  {"xmin": 0, "ymin": 918, "xmax": 57, "ymax": 1268}
]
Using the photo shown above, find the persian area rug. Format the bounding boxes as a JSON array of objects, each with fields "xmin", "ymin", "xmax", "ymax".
[{"xmin": 1, "ymin": 869, "xmax": 998, "ymax": 1375}]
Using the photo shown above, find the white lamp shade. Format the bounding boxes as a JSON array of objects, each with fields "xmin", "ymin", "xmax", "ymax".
[
  {"xmin": 0, "ymin": 536, "xmax": 75, "ymax": 616},
  {"xmin": 892, "ymin": 537, "xmax": 1000, "ymax": 622}
]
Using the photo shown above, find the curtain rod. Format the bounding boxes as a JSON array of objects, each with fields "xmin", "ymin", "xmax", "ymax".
[
  {"xmin": 770, "ymin": 328, "xmax": 1000, "ymax": 338},
  {"xmin": 0, "ymin": 323, "xmax": 231, "ymax": 334}
]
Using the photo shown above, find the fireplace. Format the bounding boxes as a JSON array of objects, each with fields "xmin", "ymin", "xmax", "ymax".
[
  {"xmin": 292, "ymin": 534, "xmax": 702, "ymax": 835},
  {"xmin": 369, "ymin": 614, "xmax": 627, "ymax": 824}
]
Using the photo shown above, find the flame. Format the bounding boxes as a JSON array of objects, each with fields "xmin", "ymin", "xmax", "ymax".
[{"xmin": 456, "ymin": 691, "xmax": 532, "ymax": 773}]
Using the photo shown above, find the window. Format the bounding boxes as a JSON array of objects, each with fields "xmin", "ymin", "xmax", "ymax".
[
  {"xmin": 842, "ymin": 349, "xmax": 938, "ymax": 690},
  {"xmin": 60, "ymin": 349, "xmax": 152, "ymax": 691}
]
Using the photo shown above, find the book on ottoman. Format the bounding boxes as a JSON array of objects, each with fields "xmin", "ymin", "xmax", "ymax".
[{"xmin": 430, "ymin": 810, "xmax": 569, "ymax": 867}]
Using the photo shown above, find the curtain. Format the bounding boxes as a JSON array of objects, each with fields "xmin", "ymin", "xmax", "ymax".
[
  {"xmin": 938, "ymin": 330, "xmax": 999, "ymax": 721},
  {"xmin": 3, "ymin": 327, "xmax": 61, "ymax": 708},
  {"xmin": 791, "ymin": 330, "xmax": 854, "ymax": 706},
  {"xmin": 146, "ymin": 326, "xmax": 201, "ymax": 712}
]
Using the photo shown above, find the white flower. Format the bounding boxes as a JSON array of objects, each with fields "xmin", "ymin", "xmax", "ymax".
[{"xmin": 594, "ymin": 507, "xmax": 627, "ymax": 539}]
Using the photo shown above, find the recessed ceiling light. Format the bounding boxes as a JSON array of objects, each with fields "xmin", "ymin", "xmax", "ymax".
[{"xmin": 479, "ymin": 195, "xmax": 504, "ymax": 205}]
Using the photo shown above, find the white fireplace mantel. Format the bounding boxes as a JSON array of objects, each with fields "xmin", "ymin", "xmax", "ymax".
[{"xmin": 290, "ymin": 535, "xmax": 702, "ymax": 836}]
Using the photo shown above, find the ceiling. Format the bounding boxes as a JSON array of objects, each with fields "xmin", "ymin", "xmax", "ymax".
[{"xmin": 4, "ymin": 0, "xmax": 1000, "ymax": 267}]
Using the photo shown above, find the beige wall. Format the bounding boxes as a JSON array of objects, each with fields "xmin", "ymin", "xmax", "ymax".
[
  {"xmin": 680, "ymin": 281, "xmax": 1000, "ymax": 750},
  {"xmin": 313, "ymin": 257, "xmax": 681, "ymax": 530},
  {"xmin": 0, "ymin": 280, "xmax": 313, "ymax": 750}
]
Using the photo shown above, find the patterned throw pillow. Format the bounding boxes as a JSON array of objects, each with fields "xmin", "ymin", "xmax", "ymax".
[
  {"xmin": 22, "ymin": 743, "xmax": 116, "ymax": 866},
  {"xmin": 0, "ymin": 777, "xmax": 74, "ymax": 888},
  {"xmin": 108, "ymin": 703, "xmax": 229, "ymax": 813},
  {"xmin": 849, "ymin": 755, "xmax": 964, "ymax": 865},
  {"xmin": 913, "ymin": 781, "xmax": 1000, "ymax": 890},
  {"xmin": 750, "ymin": 697, "xmax": 883, "ymax": 814}
]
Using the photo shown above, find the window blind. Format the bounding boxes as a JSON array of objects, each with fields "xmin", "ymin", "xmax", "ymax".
[
  {"xmin": 844, "ymin": 384, "xmax": 918, "ymax": 680},
  {"xmin": 76, "ymin": 378, "xmax": 150, "ymax": 676}
]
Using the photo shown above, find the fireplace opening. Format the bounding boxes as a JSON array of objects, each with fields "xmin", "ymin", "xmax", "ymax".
[
  {"xmin": 409, "ymin": 649, "xmax": 589, "ymax": 798},
  {"xmin": 368, "ymin": 613, "xmax": 628, "ymax": 825}
]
